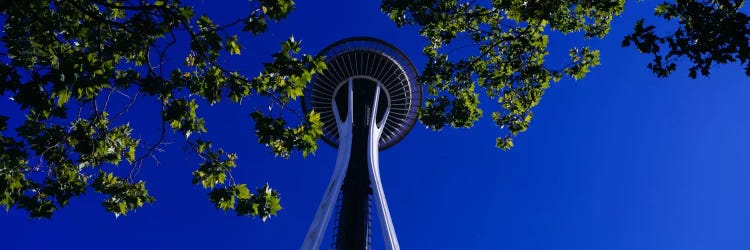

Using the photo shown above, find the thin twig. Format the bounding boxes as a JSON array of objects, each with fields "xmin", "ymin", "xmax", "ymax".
[
  {"xmin": 133, "ymin": 103, "xmax": 167, "ymax": 163},
  {"xmin": 112, "ymin": 91, "xmax": 140, "ymax": 121},
  {"xmin": 102, "ymin": 88, "xmax": 114, "ymax": 112}
]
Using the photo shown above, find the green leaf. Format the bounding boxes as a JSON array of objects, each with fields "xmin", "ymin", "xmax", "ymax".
[
  {"xmin": 226, "ymin": 35, "xmax": 241, "ymax": 55},
  {"xmin": 56, "ymin": 88, "xmax": 70, "ymax": 107},
  {"xmin": 233, "ymin": 184, "xmax": 251, "ymax": 199}
]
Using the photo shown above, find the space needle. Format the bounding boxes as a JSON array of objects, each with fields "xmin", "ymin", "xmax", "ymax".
[{"xmin": 301, "ymin": 37, "xmax": 421, "ymax": 250}]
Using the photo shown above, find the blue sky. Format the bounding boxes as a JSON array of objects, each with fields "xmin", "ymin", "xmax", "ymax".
[{"xmin": 3, "ymin": 1, "xmax": 750, "ymax": 249}]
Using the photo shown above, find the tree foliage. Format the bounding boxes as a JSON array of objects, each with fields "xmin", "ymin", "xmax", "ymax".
[
  {"xmin": 3, "ymin": 0, "xmax": 746, "ymax": 220},
  {"xmin": 0, "ymin": 0, "xmax": 325, "ymax": 219},
  {"xmin": 623, "ymin": 0, "xmax": 750, "ymax": 78},
  {"xmin": 382, "ymin": 0, "xmax": 625, "ymax": 150}
]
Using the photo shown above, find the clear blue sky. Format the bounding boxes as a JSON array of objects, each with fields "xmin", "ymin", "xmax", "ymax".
[{"xmin": 4, "ymin": 1, "xmax": 750, "ymax": 249}]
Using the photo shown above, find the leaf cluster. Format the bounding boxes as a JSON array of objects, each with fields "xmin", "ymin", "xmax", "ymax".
[
  {"xmin": 190, "ymin": 140, "xmax": 280, "ymax": 221},
  {"xmin": 382, "ymin": 0, "xmax": 624, "ymax": 150},
  {"xmin": 622, "ymin": 0, "xmax": 750, "ymax": 78},
  {"xmin": 0, "ymin": 0, "xmax": 319, "ymax": 220}
]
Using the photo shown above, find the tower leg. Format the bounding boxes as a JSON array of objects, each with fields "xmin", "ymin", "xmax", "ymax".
[
  {"xmin": 302, "ymin": 80, "xmax": 354, "ymax": 250},
  {"xmin": 368, "ymin": 86, "xmax": 400, "ymax": 250}
]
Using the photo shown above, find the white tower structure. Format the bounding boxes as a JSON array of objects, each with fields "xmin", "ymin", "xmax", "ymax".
[{"xmin": 301, "ymin": 37, "xmax": 421, "ymax": 250}]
